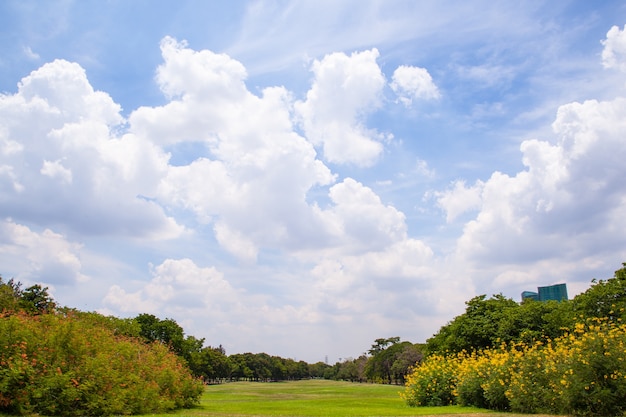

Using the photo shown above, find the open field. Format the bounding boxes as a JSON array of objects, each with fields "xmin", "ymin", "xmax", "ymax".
[
  {"xmin": 0, "ymin": 379, "xmax": 562, "ymax": 417},
  {"xmin": 149, "ymin": 379, "xmax": 558, "ymax": 417}
]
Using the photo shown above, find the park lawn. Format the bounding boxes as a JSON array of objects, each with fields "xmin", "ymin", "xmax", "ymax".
[
  {"xmin": 0, "ymin": 379, "xmax": 562, "ymax": 417},
  {"xmin": 164, "ymin": 379, "xmax": 493, "ymax": 417}
]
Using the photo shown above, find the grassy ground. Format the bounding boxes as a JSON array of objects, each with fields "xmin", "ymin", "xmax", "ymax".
[
  {"xmin": 1, "ymin": 379, "xmax": 561, "ymax": 416},
  {"xmin": 161, "ymin": 379, "xmax": 496, "ymax": 417}
]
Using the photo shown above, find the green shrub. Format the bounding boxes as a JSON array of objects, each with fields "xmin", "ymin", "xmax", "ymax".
[{"xmin": 0, "ymin": 311, "xmax": 203, "ymax": 416}]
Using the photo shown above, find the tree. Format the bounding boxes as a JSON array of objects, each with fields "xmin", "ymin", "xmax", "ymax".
[
  {"xmin": 19, "ymin": 284, "xmax": 56, "ymax": 314},
  {"xmin": 390, "ymin": 343, "xmax": 423, "ymax": 383},
  {"xmin": 365, "ymin": 337, "xmax": 405, "ymax": 383},
  {"xmin": 0, "ymin": 277, "xmax": 21, "ymax": 312},
  {"xmin": 189, "ymin": 345, "xmax": 232, "ymax": 381},
  {"xmin": 426, "ymin": 294, "xmax": 523, "ymax": 354},
  {"xmin": 571, "ymin": 262, "xmax": 626, "ymax": 322},
  {"xmin": 0, "ymin": 277, "xmax": 55, "ymax": 315},
  {"xmin": 134, "ymin": 314, "xmax": 205, "ymax": 372}
]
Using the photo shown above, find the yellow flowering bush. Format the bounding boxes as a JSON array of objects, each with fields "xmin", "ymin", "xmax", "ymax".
[
  {"xmin": 401, "ymin": 353, "xmax": 459, "ymax": 406},
  {"xmin": 404, "ymin": 318, "xmax": 626, "ymax": 417}
]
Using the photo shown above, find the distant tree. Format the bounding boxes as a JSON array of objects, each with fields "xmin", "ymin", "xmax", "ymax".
[
  {"xmin": 229, "ymin": 353, "xmax": 254, "ymax": 380},
  {"xmin": 308, "ymin": 361, "xmax": 331, "ymax": 378},
  {"xmin": 335, "ymin": 356, "xmax": 367, "ymax": 382},
  {"xmin": 189, "ymin": 345, "xmax": 232, "ymax": 381},
  {"xmin": 390, "ymin": 343, "xmax": 423, "ymax": 383},
  {"xmin": 365, "ymin": 337, "xmax": 404, "ymax": 383}
]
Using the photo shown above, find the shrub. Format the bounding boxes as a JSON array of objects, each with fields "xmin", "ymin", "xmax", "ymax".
[
  {"xmin": 0, "ymin": 311, "xmax": 203, "ymax": 416},
  {"xmin": 404, "ymin": 317, "xmax": 626, "ymax": 417},
  {"xmin": 401, "ymin": 353, "xmax": 459, "ymax": 406}
]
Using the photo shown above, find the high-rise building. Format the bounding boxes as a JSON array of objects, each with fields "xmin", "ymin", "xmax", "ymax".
[{"xmin": 521, "ymin": 283, "xmax": 568, "ymax": 302}]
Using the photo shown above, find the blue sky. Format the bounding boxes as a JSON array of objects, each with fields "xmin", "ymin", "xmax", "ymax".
[{"xmin": 2, "ymin": 0, "xmax": 626, "ymax": 362}]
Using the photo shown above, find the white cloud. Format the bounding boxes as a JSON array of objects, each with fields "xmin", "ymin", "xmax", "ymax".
[
  {"xmin": 602, "ymin": 25, "xmax": 626, "ymax": 71},
  {"xmin": 294, "ymin": 49, "xmax": 387, "ymax": 166},
  {"xmin": 0, "ymin": 219, "xmax": 87, "ymax": 286},
  {"xmin": 320, "ymin": 178, "xmax": 407, "ymax": 252},
  {"xmin": 0, "ymin": 59, "xmax": 183, "ymax": 240},
  {"xmin": 40, "ymin": 159, "xmax": 72, "ymax": 184},
  {"xmin": 434, "ymin": 180, "xmax": 484, "ymax": 223},
  {"xmin": 391, "ymin": 65, "xmax": 440, "ymax": 106},
  {"xmin": 22, "ymin": 46, "xmax": 40, "ymax": 61},
  {"xmin": 455, "ymin": 96, "xmax": 626, "ymax": 272},
  {"xmin": 138, "ymin": 38, "xmax": 416, "ymax": 260},
  {"xmin": 214, "ymin": 222, "xmax": 258, "ymax": 263},
  {"xmin": 103, "ymin": 258, "xmax": 238, "ymax": 314}
]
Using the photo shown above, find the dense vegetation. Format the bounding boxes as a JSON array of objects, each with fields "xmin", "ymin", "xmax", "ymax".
[
  {"xmin": 403, "ymin": 262, "xmax": 626, "ymax": 417},
  {"xmin": 1, "ymin": 262, "xmax": 625, "ymax": 416},
  {"xmin": 0, "ymin": 280, "xmax": 203, "ymax": 415},
  {"xmin": 0, "ymin": 277, "xmax": 421, "ymax": 415}
]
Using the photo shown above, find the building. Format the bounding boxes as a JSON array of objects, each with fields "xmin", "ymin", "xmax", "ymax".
[{"xmin": 521, "ymin": 283, "xmax": 568, "ymax": 302}]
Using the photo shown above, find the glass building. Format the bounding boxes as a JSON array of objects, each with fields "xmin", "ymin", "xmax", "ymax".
[{"xmin": 521, "ymin": 283, "xmax": 568, "ymax": 302}]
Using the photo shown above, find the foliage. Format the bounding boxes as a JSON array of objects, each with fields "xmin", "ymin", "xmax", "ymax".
[
  {"xmin": 425, "ymin": 294, "xmax": 572, "ymax": 355},
  {"xmin": 403, "ymin": 317, "xmax": 626, "ymax": 417},
  {"xmin": 0, "ymin": 278, "xmax": 55, "ymax": 315},
  {"xmin": 571, "ymin": 262, "xmax": 626, "ymax": 322},
  {"xmin": 0, "ymin": 311, "xmax": 203, "ymax": 416},
  {"xmin": 401, "ymin": 353, "xmax": 459, "ymax": 406},
  {"xmin": 363, "ymin": 337, "xmax": 423, "ymax": 384}
]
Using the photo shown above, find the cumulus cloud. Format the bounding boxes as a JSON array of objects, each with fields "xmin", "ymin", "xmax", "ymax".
[
  {"xmin": 391, "ymin": 65, "xmax": 440, "ymax": 106},
  {"xmin": 454, "ymin": 96, "xmax": 626, "ymax": 270},
  {"xmin": 602, "ymin": 24, "xmax": 626, "ymax": 71},
  {"xmin": 134, "ymin": 38, "xmax": 415, "ymax": 260},
  {"xmin": 294, "ymin": 49, "xmax": 387, "ymax": 166},
  {"xmin": 0, "ymin": 219, "xmax": 87, "ymax": 286},
  {"xmin": 434, "ymin": 180, "xmax": 484, "ymax": 223},
  {"xmin": 320, "ymin": 178, "xmax": 407, "ymax": 252},
  {"xmin": 0, "ymin": 59, "xmax": 183, "ymax": 239},
  {"xmin": 103, "ymin": 258, "xmax": 238, "ymax": 314}
]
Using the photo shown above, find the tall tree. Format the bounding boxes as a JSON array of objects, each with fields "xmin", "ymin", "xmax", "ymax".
[{"xmin": 365, "ymin": 337, "xmax": 403, "ymax": 383}]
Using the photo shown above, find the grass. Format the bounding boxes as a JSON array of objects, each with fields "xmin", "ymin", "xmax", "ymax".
[
  {"xmin": 1, "ymin": 379, "xmax": 560, "ymax": 416},
  {"xmin": 157, "ymin": 379, "xmax": 494, "ymax": 417}
]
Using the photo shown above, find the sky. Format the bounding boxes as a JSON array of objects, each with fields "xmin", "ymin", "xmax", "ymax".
[{"xmin": 1, "ymin": 0, "xmax": 626, "ymax": 363}]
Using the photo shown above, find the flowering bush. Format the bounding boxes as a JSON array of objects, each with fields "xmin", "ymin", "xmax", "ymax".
[
  {"xmin": 0, "ymin": 311, "xmax": 204, "ymax": 416},
  {"xmin": 403, "ymin": 317, "xmax": 626, "ymax": 417},
  {"xmin": 401, "ymin": 353, "xmax": 459, "ymax": 406}
]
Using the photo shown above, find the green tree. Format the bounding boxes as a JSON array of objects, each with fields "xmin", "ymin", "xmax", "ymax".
[
  {"xmin": 426, "ymin": 294, "xmax": 521, "ymax": 354},
  {"xmin": 19, "ymin": 284, "xmax": 56, "ymax": 314},
  {"xmin": 571, "ymin": 262, "xmax": 626, "ymax": 322},
  {"xmin": 365, "ymin": 337, "xmax": 405, "ymax": 383},
  {"xmin": 189, "ymin": 345, "xmax": 232, "ymax": 381},
  {"xmin": 0, "ymin": 278, "xmax": 55, "ymax": 314},
  {"xmin": 390, "ymin": 343, "xmax": 423, "ymax": 383},
  {"xmin": 134, "ymin": 313, "xmax": 204, "ymax": 368},
  {"xmin": 0, "ymin": 277, "xmax": 21, "ymax": 312}
]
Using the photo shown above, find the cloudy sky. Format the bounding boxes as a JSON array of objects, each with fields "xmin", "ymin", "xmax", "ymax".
[{"xmin": 2, "ymin": 0, "xmax": 626, "ymax": 363}]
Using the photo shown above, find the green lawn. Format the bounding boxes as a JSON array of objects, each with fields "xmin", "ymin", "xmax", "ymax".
[
  {"xmin": 0, "ymin": 379, "xmax": 556, "ymax": 416},
  {"xmin": 164, "ymin": 379, "xmax": 492, "ymax": 417}
]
